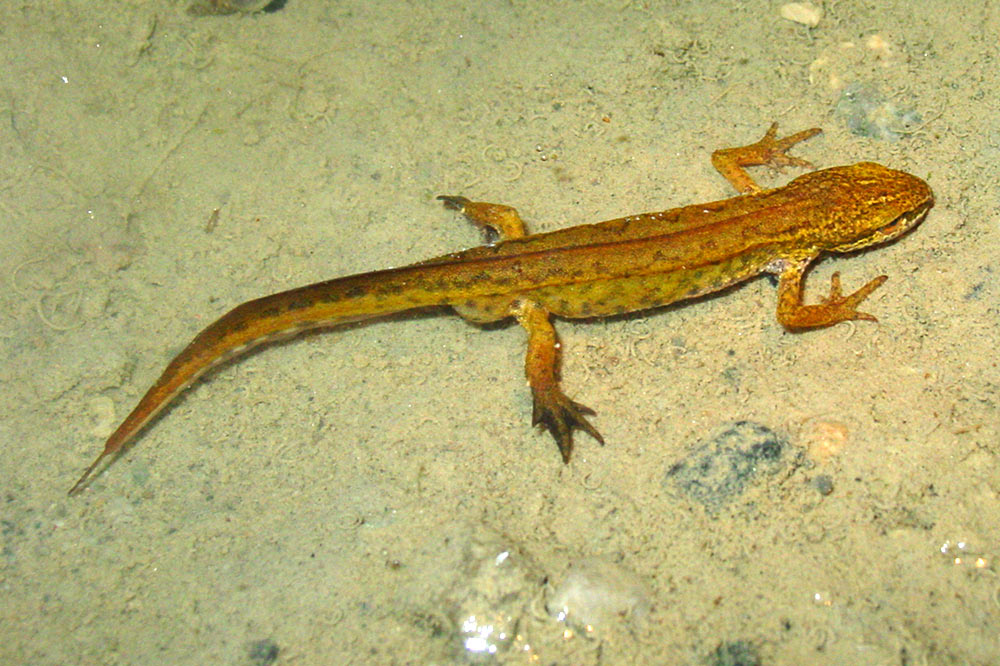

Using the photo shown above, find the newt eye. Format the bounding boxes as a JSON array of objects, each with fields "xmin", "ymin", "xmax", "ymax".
[
  {"xmin": 879, "ymin": 202, "xmax": 930, "ymax": 239},
  {"xmin": 878, "ymin": 217, "xmax": 905, "ymax": 236}
]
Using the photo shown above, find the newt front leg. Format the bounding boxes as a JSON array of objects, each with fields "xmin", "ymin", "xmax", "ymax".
[
  {"xmin": 775, "ymin": 259, "xmax": 888, "ymax": 329},
  {"xmin": 711, "ymin": 122, "xmax": 822, "ymax": 193},
  {"xmin": 712, "ymin": 123, "xmax": 893, "ymax": 328}
]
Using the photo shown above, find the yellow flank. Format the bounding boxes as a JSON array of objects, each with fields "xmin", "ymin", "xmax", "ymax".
[{"xmin": 70, "ymin": 124, "xmax": 933, "ymax": 495}]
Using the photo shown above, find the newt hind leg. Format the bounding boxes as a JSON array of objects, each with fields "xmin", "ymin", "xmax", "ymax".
[
  {"xmin": 437, "ymin": 195, "xmax": 527, "ymax": 242},
  {"xmin": 512, "ymin": 299, "xmax": 603, "ymax": 462},
  {"xmin": 439, "ymin": 196, "xmax": 603, "ymax": 460}
]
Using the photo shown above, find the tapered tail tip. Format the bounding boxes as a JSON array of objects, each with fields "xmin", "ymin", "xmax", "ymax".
[{"xmin": 68, "ymin": 454, "xmax": 106, "ymax": 496}]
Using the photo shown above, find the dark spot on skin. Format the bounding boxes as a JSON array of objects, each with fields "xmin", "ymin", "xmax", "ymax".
[
  {"xmin": 259, "ymin": 307, "xmax": 282, "ymax": 319},
  {"xmin": 285, "ymin": 298, "xmax": 313, "ymax": 311},
  {"xmin": 344, "ymin": 285, "xmax": 365, "ymax": 298},
  {"xmin": 381, "ymin": 282, "xmax": 406, "ymax": 295},
  {"xmin": 639, "ymin": 290, "xmax": 660, "ymax": 308},
  {"xmin": 606, "ymin": 219, "xmax": 630, "ymax": 235}
]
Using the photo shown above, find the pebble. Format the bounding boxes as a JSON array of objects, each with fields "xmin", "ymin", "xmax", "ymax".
[
  {"xmin": 780, "ymin": 2, "xmax": 823, "ymax": 28},
  {"xmin": 546, "ymin": 557, "xmax": 649, "ymax": 634}
]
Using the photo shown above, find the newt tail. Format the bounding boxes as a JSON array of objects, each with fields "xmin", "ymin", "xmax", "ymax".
[{"xmin": 69, "ymin": 257, "xmax": 520, "ymax": 494}]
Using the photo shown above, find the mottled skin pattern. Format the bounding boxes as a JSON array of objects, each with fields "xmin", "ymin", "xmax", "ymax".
[{"xmin": 70, "ymin": 124, "xmax": 933, "ymax": 494}]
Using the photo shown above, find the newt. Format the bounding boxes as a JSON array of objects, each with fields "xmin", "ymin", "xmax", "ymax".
[{"xmin": 69, "ymin": 124, "xmax": 933, "ymax": 495}]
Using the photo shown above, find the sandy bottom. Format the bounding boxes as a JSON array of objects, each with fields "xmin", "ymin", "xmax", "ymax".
[{"xmin": 2, "ymin": 1, "xmax": 997, "ymax": 664}]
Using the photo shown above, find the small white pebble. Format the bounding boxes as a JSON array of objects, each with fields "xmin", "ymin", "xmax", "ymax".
[
  {"xmin": 866, "ymin": 33, "xmax": 892, "ymax": 58},
  {"xmin": 780, "ymin": 2, "xmax": 823, "ymax": 28},
  {"xmin": 87, "ymin": 396, "xmax": 117, "ymax": 438}
]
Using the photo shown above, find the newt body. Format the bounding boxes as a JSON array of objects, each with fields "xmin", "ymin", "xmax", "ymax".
[{"xmin": 70, "ymin": 125, "xmax": 933, "ymax": 494}]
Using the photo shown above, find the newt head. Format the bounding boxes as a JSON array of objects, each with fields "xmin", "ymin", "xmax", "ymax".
[{"xmin": 812, "ymin": 162, "xmax": 934, "ymax": 254}]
